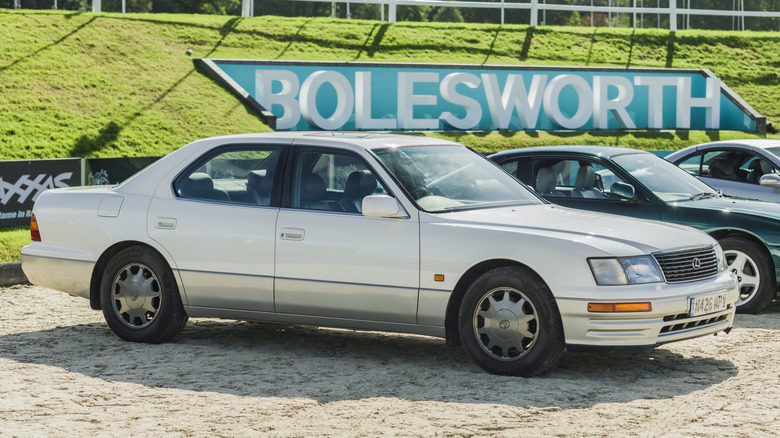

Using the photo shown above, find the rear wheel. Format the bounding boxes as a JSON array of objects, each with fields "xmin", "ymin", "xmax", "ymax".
[
  {"xmin": 458, "ymin": 266, "xmax": 564, "ymax": 377},
  {"xmin": 100, "ymin": 246, "xmax": 188, "ymax": 343},
  {"xmin": 719, "ymin": 236, "xmax": 775, "ymax": 314}
]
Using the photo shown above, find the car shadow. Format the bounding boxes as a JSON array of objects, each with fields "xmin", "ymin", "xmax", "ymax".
[{"xmin": 0, "ymin": 319, "xmax": 736, "ymax": 408}]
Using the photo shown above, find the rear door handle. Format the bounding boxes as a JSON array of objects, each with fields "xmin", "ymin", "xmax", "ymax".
[
  {"xmin": 155, "ymin": 217, "xmax": 177, "ymax": 230},
  {"xmin": 280, "ymin": 227, "xmax": 305, "ymax": 241}
]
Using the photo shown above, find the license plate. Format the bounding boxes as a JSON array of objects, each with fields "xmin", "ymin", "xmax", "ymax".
[{"xmin": 689, "ymin": 292, "xmax": 729, "ymax": 317}]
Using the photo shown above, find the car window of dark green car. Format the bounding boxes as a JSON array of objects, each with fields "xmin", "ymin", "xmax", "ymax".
[{"xmin": 529, "ymin": 158, "xmax": 635, "ymax": 200}]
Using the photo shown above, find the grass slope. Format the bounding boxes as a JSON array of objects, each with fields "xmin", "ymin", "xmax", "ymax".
[
  {"xmin": 1, "ymin": 11, "xmax": 780, "ymax": 261},
  {"xmin": 1, "ymin": 10, "xmax": 779, "ymax": 161}
]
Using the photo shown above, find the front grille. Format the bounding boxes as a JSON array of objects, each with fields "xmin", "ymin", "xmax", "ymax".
[
  {"xmin": 653, "ymin": 247, "xmax": 718, "ymax": 283},
  {"xmin": 660, "ymin": 312, "xmax": 730, "ymax": 334}
]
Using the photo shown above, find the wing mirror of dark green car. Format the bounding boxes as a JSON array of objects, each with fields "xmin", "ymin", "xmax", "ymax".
[{"xmin": 610, "ymin": 182, "xmax": 636, "ymax": 200}]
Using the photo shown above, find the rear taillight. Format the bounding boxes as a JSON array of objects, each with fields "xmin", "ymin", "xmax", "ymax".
[{"xmin": 31, "ymin": 214, "xmax": 40, "ymax": 242}]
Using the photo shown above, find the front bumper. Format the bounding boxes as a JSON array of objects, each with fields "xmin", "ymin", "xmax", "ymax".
[{"xmin": 557, "ymin": 272, "xmax": 738, "ymax": 349}]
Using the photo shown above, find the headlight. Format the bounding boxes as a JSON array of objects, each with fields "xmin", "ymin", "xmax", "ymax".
[
  {"xmin": 588, "ymin": 256, "xmax": 664, "ymax": 286},
  {"xmin": 714, "ymin": 243, "xmax": 727, "ymax": 272}
]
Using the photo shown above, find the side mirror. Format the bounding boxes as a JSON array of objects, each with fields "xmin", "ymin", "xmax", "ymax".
[
  {"xmin": 362, "ymin": 195, "xmax": 407, "ymax": 218},
  {"xmin": 610, "ymin": 182, "xmax": 636, "ymax": 200},
  {"xmin": 759, "ymin": 174, "xmax": 780, "ymax": 189}
]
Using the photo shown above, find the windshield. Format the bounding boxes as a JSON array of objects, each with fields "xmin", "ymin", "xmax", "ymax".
[
  {"xmin": 612, "ymin": 153, "xmax": 717, "ymax": 202},
  {"xmin": 766, "ymin": 147, "xmax": 780, "ymax": 159},
  {"xmin": 373, "ymin": 145, "xmax": 542, "ymax": 212}
]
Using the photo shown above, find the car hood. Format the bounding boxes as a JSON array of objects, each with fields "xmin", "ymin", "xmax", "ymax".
[
  {"xmin": 437, "ymin": 204, "xmax": 715, "ymax": 256},
  {"xmin": 671, "ymin": 196, "xmax": 780, "ymax": 221}
]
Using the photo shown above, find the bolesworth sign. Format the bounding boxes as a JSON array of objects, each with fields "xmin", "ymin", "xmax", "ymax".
[{"xmin": 196, "ymin": 59, "xmax": 765, "ymax": 132}]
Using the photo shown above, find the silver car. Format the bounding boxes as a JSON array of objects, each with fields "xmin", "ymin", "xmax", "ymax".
[
  {"xmin": 22, "ymin": 133, "xmax": 738, "ymax": 377},
  {"xmin": 665, "ymin": 139, "xmax": 780, "ymax": 202}
]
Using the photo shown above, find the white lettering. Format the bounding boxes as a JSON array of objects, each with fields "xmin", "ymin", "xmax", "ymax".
[
  {"xmin": 355, "ymin": 71, "xmax": 396, "ymax": 130},
  {"xmin": 439, "ymin": 73, "xmax": 482, "ymax": 130},
  {"xmin": 543, "ymin": 75, "xmax": 593, "ymax": 129},
  {"xmin": 398, "ymin": 72, "xmax": 439, "ymax": 130},
  {"xmin": 634, "ymin": 76, "xmax": 677, "ymax": 129},
  {"xmin": 0, "ymin": 172, "xmax": 74, "ymax": 206},
  {"xmin": 482, "ymin": 74, "xmax": 546, "ymax": 129},
  {"xmin": 676, "ymin": 77, "xmax": 720, "ymax": 130},
  {"xmin": 256, "ymin": 70, "xmax": 301, "ymax": 130},
  {"xmin": 253, "ymin": 68, "xmax": 726, "ymax": 132},
  {"xmin": 593, "ymin": 76, "xmax": 636, "ymax": 129},
  {"xmin": 299, "ymin": 71, "xmax": 354, "ymax": 130}
]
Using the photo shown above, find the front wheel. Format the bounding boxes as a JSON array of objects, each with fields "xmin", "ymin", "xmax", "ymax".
[
  {"xmin": 458, "ymin": 266, "xmax": 564, "ymax": 377},
  {"xmin": 719, "ymin": 236, "xmax": 775, "ymax": 314},
  {"xmin": 100, "ymin": 246, "xmax": 188, "ymax": 343}
]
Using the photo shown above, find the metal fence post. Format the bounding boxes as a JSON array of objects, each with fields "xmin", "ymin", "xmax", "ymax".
[
  {"xmin": 530, "ymin": 0, "xmax": 539, "ymax": 26},
  {"xmin": 670, "ymin": 0, "xmax": 677, "ymax": 31},
  {"xmin": 389, "ymin": 0, "xmax": 396, "ymax": 23}
]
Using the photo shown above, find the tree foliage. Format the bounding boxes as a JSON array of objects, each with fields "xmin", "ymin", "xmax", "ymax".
[{"xmin": 2, "ymin": 0, "xmax": 779, "ymax": 31}]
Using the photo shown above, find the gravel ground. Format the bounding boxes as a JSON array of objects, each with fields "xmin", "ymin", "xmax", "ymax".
[{"xmin": 1, "ymin": 284, "xmax": 778, "ymax": 437}]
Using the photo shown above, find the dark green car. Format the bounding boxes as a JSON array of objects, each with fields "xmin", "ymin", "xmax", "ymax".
[{"xmin": 490, "ymin": 146, "xmax": 780, "ymax": 314}]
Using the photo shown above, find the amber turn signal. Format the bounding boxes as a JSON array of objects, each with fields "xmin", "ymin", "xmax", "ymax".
[
  {"xmin": 588, "ymin": 302, "xmax": 652, "ymax": 313},
  {"xmin": 31, "ymin": 214, "xmax": 41, "ymax": 242}
]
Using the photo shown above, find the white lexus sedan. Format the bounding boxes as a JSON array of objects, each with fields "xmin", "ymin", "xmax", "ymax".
[{"xmin": 22, "ymin": 133, "xmax": 738, "ymax": 376}]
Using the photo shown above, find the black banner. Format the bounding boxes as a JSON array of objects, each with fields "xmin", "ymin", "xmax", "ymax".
[
  {"xmin": 85, "ymin": 157, "xmax": 160, "ymax": 186},
  {"xmin": 0, "ymin": 159, "xmax": 82, "ymax": 229}
]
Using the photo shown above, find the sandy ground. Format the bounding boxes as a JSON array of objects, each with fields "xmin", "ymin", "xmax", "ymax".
[{"xmin": 0, "ymin": 285, "xmax": 778, "ymax": 437}]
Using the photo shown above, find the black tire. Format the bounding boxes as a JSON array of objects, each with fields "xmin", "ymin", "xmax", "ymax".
[
  {"xmin": 719, "ymin": 236, "xmax": 775, "ymax": 314},
  {"xmin": 100, "ymin": 246, "xmax": 188, "ymax": 343},
  {"xmin": 458, "ymin": 266, "xmax": 564, "ymax": 377}
]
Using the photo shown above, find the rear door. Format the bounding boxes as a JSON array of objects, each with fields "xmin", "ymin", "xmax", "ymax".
[{"xmin": 148, "ymin": 142, "xmax": 285, "ymax": 313}]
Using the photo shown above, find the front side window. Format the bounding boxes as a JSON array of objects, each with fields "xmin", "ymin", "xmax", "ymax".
[
  {"xmin": 530, "ymin": 158, "xmax": 634, "ymax": 200},
  {"xmin": 700, "ymin": 149, "xmax": 778, "ymax": 184},
  {"xmin": 174, "ymin": 146, "xmax": 282, "ymax": 206},
  {"xmin": 675, "ymin": 153, "xmax": 703, "ymax": 176},
  {"xmin": 289, "ymin": 148, "xmax": 387, "ymax": 213},
  {"xmin": 373, "ymin": 145, "xmax": 540, "ymax": 213}
]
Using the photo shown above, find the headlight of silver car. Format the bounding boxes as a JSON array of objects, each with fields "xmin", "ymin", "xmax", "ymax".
[
  {"xmin": 588, "ymin": 256, "xmax": 664, "ymax": 286},
  {"xmin": 714, "ymin": 243, "xmax": 727, "ymax": 272}
]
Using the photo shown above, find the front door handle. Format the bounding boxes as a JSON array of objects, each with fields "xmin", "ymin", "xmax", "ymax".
[{"xmin": 280, "ymin": 227, "xmax": 305, "ymax": 241}]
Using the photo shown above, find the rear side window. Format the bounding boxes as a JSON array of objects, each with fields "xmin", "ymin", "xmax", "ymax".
[{"xmin": 174, "ymin": 146, "xmax": 282, "ymax": 206}]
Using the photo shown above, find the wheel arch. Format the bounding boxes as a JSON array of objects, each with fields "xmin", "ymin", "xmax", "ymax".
[
  {"xmin": 708, "ymin": 228, "xmax": 778, "ymax": 291},
  {"xmin": 88, "ymin": 241, "xmax": 172, "ymax": 311},
  {"xmin": 443, "ymin": 259, "xmax": 551, "ymax": 347}
]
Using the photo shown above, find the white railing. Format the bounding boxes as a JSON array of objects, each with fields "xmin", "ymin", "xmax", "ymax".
[
  {"xmin": 277, "ymin": 0, "xmax": 780, "ymax": 31},
  {"xmin": 40, "ymin": 0, "xmax": 775, "ymax": 31}
]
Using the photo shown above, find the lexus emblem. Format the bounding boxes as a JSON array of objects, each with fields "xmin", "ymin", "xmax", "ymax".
[{"xmin": 692, "ymin": 258, "xmax": 701, "ymax": 270}]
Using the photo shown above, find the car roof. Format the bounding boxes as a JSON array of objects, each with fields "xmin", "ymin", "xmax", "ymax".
[
  {"xmin": 490, "ymin": 145, "xmax": 651, "ymax": 159},
  {"xmin": 190, "ymin": 132, "xmax": 461, "ymax": 152},
  {"xmin": 664, "ymin": 139, "xmax": 780, "ymax": 161},
  {"xmin": 689, "ymin": 139, "xmax": 780, "ymax": 150}
]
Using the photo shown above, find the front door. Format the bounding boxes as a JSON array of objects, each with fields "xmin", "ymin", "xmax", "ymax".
[{"xmin": 274, "ymin": 146, "xmax": 420, "ymax": 324}]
